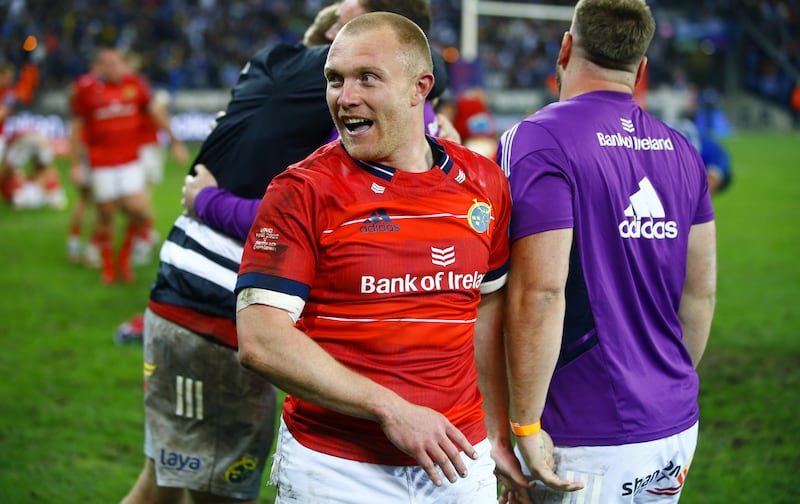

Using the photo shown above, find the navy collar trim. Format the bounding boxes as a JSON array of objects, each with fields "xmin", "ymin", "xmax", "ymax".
[{"xmin": 344, "ymin": 135, "xmax": 453, "ymax": 182}]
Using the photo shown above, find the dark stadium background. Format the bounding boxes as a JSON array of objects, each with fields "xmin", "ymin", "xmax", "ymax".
[{"xmin": 1, "ymin": 0, "xmax": 798, "ymax": 137}]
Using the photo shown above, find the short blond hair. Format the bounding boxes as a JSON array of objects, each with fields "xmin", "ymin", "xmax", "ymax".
[
  {"xmin": 303, "ymin": 2, "xmax": 340, "ymax": 47},
  {"xmin": 337, "ymin": 11, "xmax": 432, "ymax": 76}
]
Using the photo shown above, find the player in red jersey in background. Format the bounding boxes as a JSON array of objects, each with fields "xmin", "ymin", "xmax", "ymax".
[{"xmin": 69, "ymin": 47, "xmax": 171, "ymax": 284}]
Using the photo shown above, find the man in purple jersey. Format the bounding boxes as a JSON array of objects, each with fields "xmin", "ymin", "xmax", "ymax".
[{"xmin": 490, "ymin": 1, "xmax": 717, "ymax": 502}]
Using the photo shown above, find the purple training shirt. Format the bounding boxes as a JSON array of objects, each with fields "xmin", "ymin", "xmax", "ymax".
[{"xmin": 497, "ymin": 90, "xmax": 714, "ymax": 446}]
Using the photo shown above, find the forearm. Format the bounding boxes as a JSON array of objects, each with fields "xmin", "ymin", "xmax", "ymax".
[
  {"xmin": 69, "ymin": 119, "xmax": 83, "ymax": 166},
  {"xmin": 195, "ymin": 187, "xmax": 260, "ymax": 242},
  {"xmin": 149, "ymin": 101, "xmax": 178, "ymax": 142},
  {"xmin": 505, "ymin": 229, "xmax": 572, "ymax": 425},
  {"xmin": 678, "ymin": 292, "xmax": 714, "ymax": 367},
  {"xmin": 506, "ymin": 288, "xmax": 564, "ymax": 424},
  {"xmin": 679, "ymin": 220, "xmax": 717, "ymax": 368},
  {"xmin": 237, "ymin": 303, "xmax": 406, "ymax": 424},
  {"xmin": 474, "ymin": 288, "xmax": 510, "ymax": 446}
]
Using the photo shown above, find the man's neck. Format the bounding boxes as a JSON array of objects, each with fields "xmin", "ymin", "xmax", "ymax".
[
  {"xmin": 560, "ymin": 59, "xmax": 636, "ymax": 101},
  {"xmin": 378, "ymin": 135, "xmax": 434, "ymax": 174}
]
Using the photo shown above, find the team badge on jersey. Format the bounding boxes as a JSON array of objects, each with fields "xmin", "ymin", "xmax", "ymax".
[
  {"xmin": 123, "ymin": 84, "xmax": 138, "ymax": 100},
  {"xmin": 224, "ymin": 454, "xmax": 259, "ymax": 484},
  {"xmin": 467, "ymin": 199, "xmax": 492, "ymax": 233}
]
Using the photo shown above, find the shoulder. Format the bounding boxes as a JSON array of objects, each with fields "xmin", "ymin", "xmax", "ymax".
[
  {"xmin": 277, "ymin": 142, "xmax": 350, "ymax": 184},
  {"xmin": 443, "ymin": 138, "xmax": 496, "ymax": 169},
  {"xmin": 255, "ymin": 43, "xmax": 329, "ymax": 74},
  {"xmin": 499, "ymin": 114, "xmax": 562, "ymax": 158},
  {"xmin": 74, "ymin": 74, "xmax": 97, "ymax": 92},
  {"xmin": 235, "ymin": 44, "xmax": 328, "ymax": 97},
  {"xmin": 70, "ymin": 76, "xmax": 97, "ymax": 104},
  {"xmin": 123, "ymin": 73, "xmax": 150, "ymax": 90},
  {"xmin": 263, "ymin": 143, "xmax": 354, "ymax": 211},
  {"xmin": 441, "ymin": 138, "xmax": 509, "ymax": 192}
]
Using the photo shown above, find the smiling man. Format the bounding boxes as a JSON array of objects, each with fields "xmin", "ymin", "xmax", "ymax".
[{"xmin": 235, "ymin": 12, "xmax": 512, "ymax": 504}]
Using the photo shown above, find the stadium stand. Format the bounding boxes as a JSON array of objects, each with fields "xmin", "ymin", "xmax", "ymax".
[{"xmin": 0, "ymin": 0, "xmax": 797, "ymax": 131}]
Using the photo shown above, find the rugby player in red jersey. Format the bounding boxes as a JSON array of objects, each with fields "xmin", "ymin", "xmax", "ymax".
[{"xmin": 69, "ymin": 47, "xmax": 165, "ymax": 283}]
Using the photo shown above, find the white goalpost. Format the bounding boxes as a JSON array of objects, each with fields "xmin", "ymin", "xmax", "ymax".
[{"xmin": 460, "ymin": 0, "xmax": 574, "ymax": 61}]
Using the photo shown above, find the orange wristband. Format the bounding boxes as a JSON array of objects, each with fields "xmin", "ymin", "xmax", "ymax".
[{"xmin": 510, "ymin": 420, "xmax": 541, "ymax": 437}]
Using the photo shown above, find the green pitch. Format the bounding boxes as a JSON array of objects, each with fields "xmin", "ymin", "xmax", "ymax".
[{"xmin": 0, "ymin": 132, "xmax": 797, "ymax": 502}]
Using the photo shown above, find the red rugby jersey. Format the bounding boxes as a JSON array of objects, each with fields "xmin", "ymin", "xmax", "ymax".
[
  {"xmin": 237, "ymin": 137, "xmax": 511, "ymax": 465},
  {"xmin": 71, "ymin": 72, "xmax": 151, "ymax": 168},
  {"xmin": 140, "ymin": 114, "xmax": 159, "ymax": 146}
]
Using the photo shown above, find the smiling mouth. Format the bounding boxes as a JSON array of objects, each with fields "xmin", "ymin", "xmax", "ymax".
[{"xmin": 343, "ymin": 118, "xmax": 373, "ymax": 133}]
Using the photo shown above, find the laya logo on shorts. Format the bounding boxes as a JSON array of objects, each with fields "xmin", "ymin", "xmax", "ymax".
[
  {"xmin": 621, "ymin": 459, "xmax": 690, "ymax": 497},
  {"xmin": 159, "ymin": 449, "xmax": 201, "ymax": 472},
  {"xmin": 225, "ymin": 454, "xmax": 260, "ymax": 484}
]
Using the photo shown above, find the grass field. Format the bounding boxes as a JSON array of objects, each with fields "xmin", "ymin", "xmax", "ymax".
[{"xmin": 0, "ymin": 132, "xmax": 797, "ymax": 503}]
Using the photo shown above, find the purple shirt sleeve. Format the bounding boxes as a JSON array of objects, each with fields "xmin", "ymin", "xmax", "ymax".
[
  {"xmin": 507, "ymin": 149, "xmax": 574, "ymax": 242},
  {"xmin": 194, "ymin": 187, "xmax": 260, "ymax": 242},
  {"xmin": 325, "ymin": 125, "xmax": 340, "ymax": 143}
]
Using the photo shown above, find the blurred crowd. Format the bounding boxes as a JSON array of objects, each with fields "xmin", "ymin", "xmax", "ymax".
[
  {"xmin": 0, "ymin": 0, "xmax": 797, "ymax": 109},
  {"xmin": 1, "ymin": 0, "xmax": 330, "ymax": 90},
  {"xmin": 741, "ymin": 0, "xmax": 800, "ymax": 106}
]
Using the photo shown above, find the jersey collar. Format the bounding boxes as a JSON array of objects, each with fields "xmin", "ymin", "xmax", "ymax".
[{"xmin": 345, "ymin": 135, "xmax": 454, "ymax": 182}]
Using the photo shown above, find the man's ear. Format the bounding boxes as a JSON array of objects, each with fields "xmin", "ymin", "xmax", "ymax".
[
  {"xmin": 556, "ymin": 32, "xmax": 573, "ymax": 70},
  {"xmin": 413, "ymin": 72, "xmax": 435, "ymax": 106},
  {"xmin": 634, "ymin": 56, "xmax": 648, "ymax": 88}
]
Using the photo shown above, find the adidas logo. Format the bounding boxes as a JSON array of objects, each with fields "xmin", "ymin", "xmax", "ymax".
[
  {"xmin": 360, "ymin": 209, "xmax": 400, "ymax": 233},
  {"xmin": 370, "ymin": 182, "xmax": 385, "ymax": 194},
  {"xmin": 624, "ymin": 177, "xmax": 664, "ymax": 219},
  {"xmin": 455, "ymin": 169, "xmax": 466, "ymax": 184},
  {"xmin": 618, "ymin": 177, "xmax": 678, "ymax": 240}
]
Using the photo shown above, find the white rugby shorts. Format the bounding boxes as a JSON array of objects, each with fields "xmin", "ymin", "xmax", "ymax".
[
  {"xmin": 90, "ymin": 160, "xmax": 146, "ymax": 202},
  {"xmin": 517, "ymin": 422, "xmax": 698, "ymax": 504},
  {"xmin": 270, "ymin": 417, "xmax": 498, "ymax": 503},
  {"xmin": 139, "ymin": 143, "xmax": 166, "ymax": 185}
]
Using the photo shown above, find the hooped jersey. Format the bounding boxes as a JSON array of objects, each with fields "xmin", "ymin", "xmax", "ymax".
[
  {"xmin": 71, "ymin": 72, "xmax": 151, "ymax": 168},
  {"xmin": 236, "ymin": 136, "xmax": 511, "ymax": 465}
]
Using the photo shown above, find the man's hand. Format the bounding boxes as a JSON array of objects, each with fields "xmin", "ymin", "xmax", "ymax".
[
  {"xmin": 516, "ymin": 430, "xmax": 584, "ymax": 493},
  {"xmin": 210, "ymin": 110, "xmax": 226, "ymax": 131},
  {"xmin": 380, "ymin": 402, "xmax": 477, "ymax": 487},
  {"xmin": 436, "ymin": 113, "xmax": 462, "ymax": 144},
  {"xmin": 181, "ymin": 164, "xmax": 218, "ymax": 217},
  {"xmin": 493, "ymin": 442, "xmax": 534, "ymax": 504}
]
